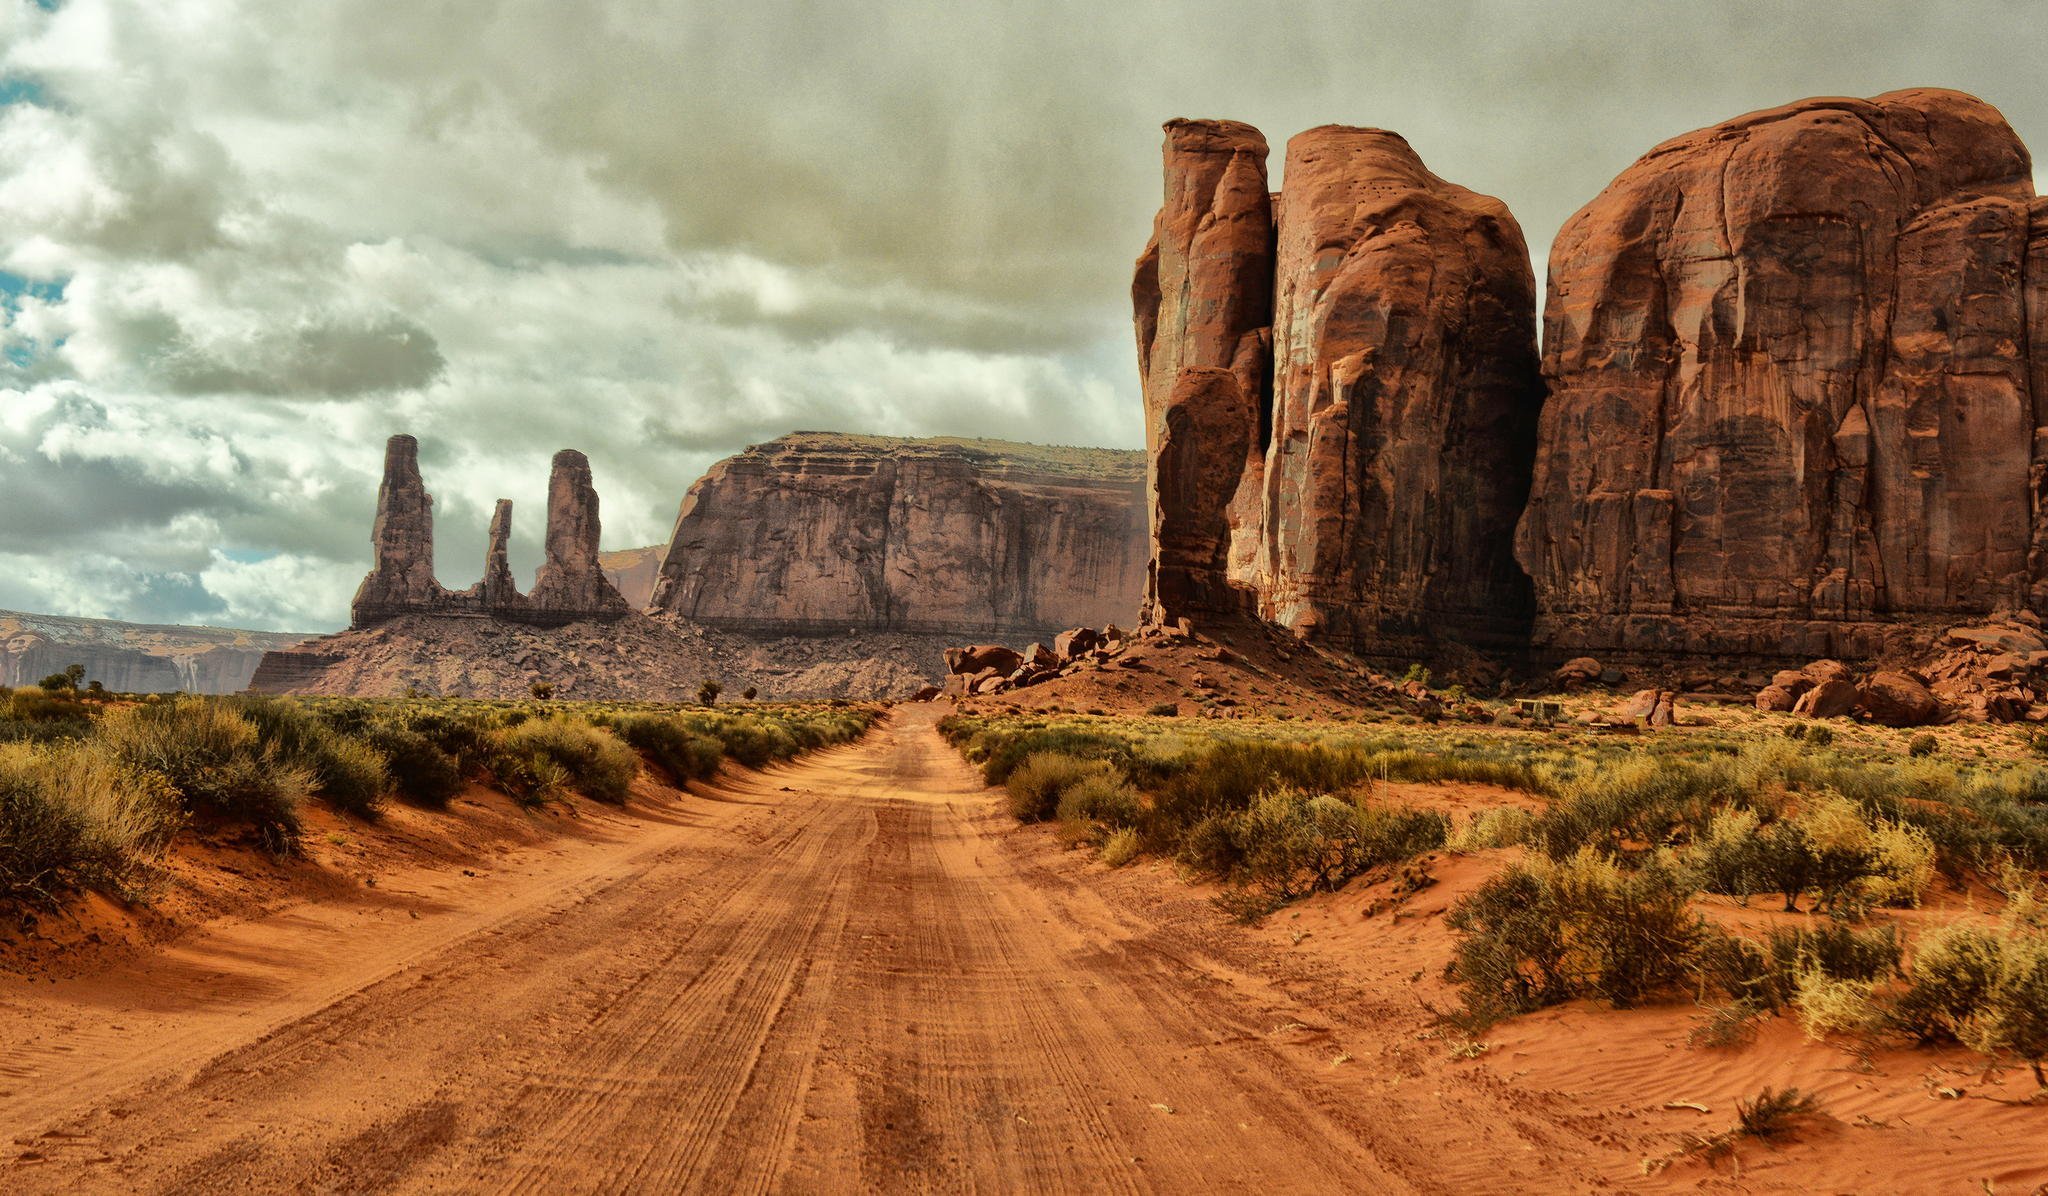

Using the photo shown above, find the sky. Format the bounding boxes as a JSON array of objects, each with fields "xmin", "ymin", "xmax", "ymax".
[{"xmin": 2, "ymin": 0, "xmax": 2045, "ymax": 632}]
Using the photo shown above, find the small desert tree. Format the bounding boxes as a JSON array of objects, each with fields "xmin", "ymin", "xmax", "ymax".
[
  {"xmin": 742, "ymin": 686, "xmax": 758, "ymax": 701},
  {"xmin": 529, "ymin": 680, "xmax": 556, "ymax": 700},
  {"xmin": 698, "ymin": 679, "xmax": 722, "ymax": 706}
]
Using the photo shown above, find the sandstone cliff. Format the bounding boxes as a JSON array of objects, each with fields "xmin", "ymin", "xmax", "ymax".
[
  {"xmin": 648, "ymin": 434, "xmax": 1147, "ymax": 641},
  {"xmin": 1259, "ymin": 126, "xmax": 1540, "ymax": 654},
  {"xmin": 599, "ymin": 546, "xmax": 663, "ymax": 609},
  {"xmin": 1515, "ymin": 88, "xmax": 2047, "ymax": 662},
  {"xmin": 1, "ymin": 609, "xmax": 311, "ymax": 694},
  {"xmin": 1130, "ymin": 118, "xmax": 1539, "ymax": 656}
]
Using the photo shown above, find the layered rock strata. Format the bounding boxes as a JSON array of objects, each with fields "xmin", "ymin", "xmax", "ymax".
[
  {"xmin": 1131, "ymin": 118, "xmax": 1540, "ymax": 655},
  {"xmin": 1516, "ymin": 89, "xmax": 2048, "ymax": 662},
  {"xmin": 1, "ymin": 609, "xmax": 309, "ymax": 694},
  {"xmin": 648, "ymin": 434, "xmax": 1147, "ymax": 642},
  {"xmin": 347, "ymin": 435, "xmax": 627, "ymax": 629}
]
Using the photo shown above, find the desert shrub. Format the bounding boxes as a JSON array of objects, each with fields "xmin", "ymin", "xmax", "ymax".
[
  {"xmin": 97, "ymin": 700, "xmax": 309, "ymax": 852},
  {"xmin": 1794, "ymin": 969, "xmax": 1886, "ymax": 1040},
  {"xmin": 1698, "ymin": 924, "xmax": 1901, "ymax": 1015},
  {"xmin": 1908, "ymin": 734, "xmax": 1939, "ymax": 758},
  {"xmin": 1735, "ymin": 1087, "xmax": 1821, "ymax": 1140},
  {"xmin": 1533, "ymin": 753, "xmax": 1738, "ymax": 861},
  {"xmin": 361, "ymin": 725, "xmax": 464, "ymax": 807},
  {"xmin": 1448, "ymin": 850, "xmax": 1708, "ymax": 1024},
  {"xmin": 1862, "ymin": 819, "xmax": 1937, "ymax": 907},
  {"xmin": 1448, "ymin": 806, "xmax": 1536, "ymax": 853},
  {"xmin": 0, "ymin": 686, "xmax": 96, "ymax": 743},
  {"xmin": 1146, "ymin": 702, "xmax": 1179, "ymax": 718},
  {"xmin": 1146, "ymin": 740, "xmax": 1375, "ymax": 843},
  {"xmin": 610, "ymin": 713, "xmax": 724, "ymax": 783},
  {"xmin": 1203, "ymin": 789, "xmax": 1448, "ymax": 902},
  {"xmin": 0, "ymin": 745, "xmax": 114, "ymax": 904},
  {"xmin": 967, "ymin": 725, "xmax": 1135, "ymax": 786},
  {"xmin": 493, "ymin": 716, "xmax": 638, "ymax": 804},
  {"xmin": 1100, "ymin": 827, "xmax": 1141, "ymax": 868},
  {"xmin": 1697, "ymin": 795, "xmax": 1885, "ymax": 913},
  {"xmin": 1363, "ymin": 749, "xmax": 1551, "ymax": 795},
  {"xmin": 1892, "ymin": 923, "xmax": 2004, "ymax": 1044},
  {"xmin": 1975, "ymin": 932, "xmax": 2048, "ymax": 1086},
  {"xmin": 1806, "ymin": 725, "xmax": 1835, "ymax": 747},
  {"xmin": 1006, "ymin": 753, "xmax": 1111, "ymax": 823},
  {"xmin": 233, "ymin": 697, "xmax": 388, "ymax": 819},
  {"xmin": 1056, "ymin": 773, "xmax": 1141, "ymax": 829},
  {"xmin": 700, "ymin": 715, "xmax": 799, "ymax": 769}
]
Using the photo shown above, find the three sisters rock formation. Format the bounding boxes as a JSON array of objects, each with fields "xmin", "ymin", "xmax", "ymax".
[{"xmin": 1140, "ymin": 88, "xmax": 2048, "ymax": 666}]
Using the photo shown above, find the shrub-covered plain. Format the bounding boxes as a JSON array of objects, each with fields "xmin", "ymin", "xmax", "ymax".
[{"xmin": 0, "ymin": 688, "xmax": 879, "ymax": 911}]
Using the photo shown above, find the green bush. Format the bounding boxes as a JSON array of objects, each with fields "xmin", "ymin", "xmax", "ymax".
[
  {"xmin": 1892, "ymin": 923, "xmax": 2004, "ymax": 1044},
  {"xmin": 233, "ymin": 697, "xmax": 388, "ymax": 820},
  {"xmin": 1448, "ymin": 806, "xmax": 1535, "ymax": 853},
  {"xmin": 1893, "ymin": 891, "xmax": 2048, "ymax": 1083},
  {"xmin": 1146, "ymin": 740, "xmax": 1375, "ymax": 842},
  {"xmin": 97, "ymin": 699, "xmax": 309, "ymax": 852},
  {"xmin": 1006, "ymin": 753, "xmax": 1111, "ymax": 822},
  {"xmin": 362, "ymin": 725, "xmax": 464, "ymax": 807},
  {"xmin": 697, "ymin": 714, "xmax": 799, "ymax": 769},
  {"xmin": 1056, "ymin": 773, "xmax": 1142, "ymax": 829},
  {"xmin": 1186, "ymin": 788, "xmax": 1447, "ymax": 902},
  {"xmin": 610, "ymin": 713, "xmax": 724, "ymax": 783},
  {"xmin": 1100, "ymin": 827, "xmax": 1141, "ymax": 867},
  {"xmin": 493, "ymin": 716, "xmax": 638, "ymax": 804},
  {"xmin": 1448, "ymin": 850, "xmax": 1708, "ymax": 1024}
]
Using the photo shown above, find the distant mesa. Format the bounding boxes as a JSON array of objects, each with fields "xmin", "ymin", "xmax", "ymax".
[
  {"xmin": 647, "ymin": 432, "xmax": 1147, "ymax": 644},
  {"xmin": 349, "ymin": 434, "xmax": 629, "ymax": 629}
]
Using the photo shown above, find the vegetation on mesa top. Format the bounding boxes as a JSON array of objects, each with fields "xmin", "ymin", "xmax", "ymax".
[
  {"xmin": 769, "ymin": 432, "xmax": 1143, "ymax": 482},
  {"xmin": 941, "ymin": 708, "xmax": 2048, "ymax": 1085},
  {"xmin": 0, "ymin": 682, "xmax": 878, "ymax": 911}
]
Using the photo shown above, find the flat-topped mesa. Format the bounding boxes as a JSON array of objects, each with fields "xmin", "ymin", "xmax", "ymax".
[
  {"xmin": 347, "ymin": 438, "xmax": 627, "ymax": 629},
  {"xmin": 648, "ymin": 433, "xmax": 1146, "ymax": 641},
  {"xmin": 526, "ymin": 450, "xmax": 630, "ymax": 625},
  {"xmin": 350, "ymin": 434, "xmax": 446, "ymax": 627},
  {"xmin": 1258, "ymin": 125, "xmax": 1541, "ymax": 655},
  {"xmin": 1515, "ymin": 87, "xmax": 2046, "ymax": 663},
  {"xmin": 1133, "ymin": 118, "xmax": 1275, "ymax": 624}
]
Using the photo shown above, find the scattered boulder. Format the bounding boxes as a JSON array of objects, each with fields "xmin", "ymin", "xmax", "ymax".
[
  {"xmin": 945, "ymin": 645, "xmax": 1023, "ymax": 677},
  {"xmin": 1755, "ymin": 685, "xmax": 1799, "ymax": 713},
  {"xmin": 1553, "ymin": 657, "xmax": 1603, "ymax": 689},
  {"xmin": 1053, "ymin": 627, "xmax": 1103, "ymax": 661},
  {"xmin": 1793, "ymin": 678, "xmax": 1859, "ymax": 719},
  {"xmin": 911, "ymin": 684, "xmax": 941, "ymax": 702},
  {"xmin": 1858, "ymin": 671, "xmax": 1944, "ymax": 727}
]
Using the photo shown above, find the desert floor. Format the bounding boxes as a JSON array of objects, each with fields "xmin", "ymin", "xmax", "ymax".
[{"xmin": 3, "ymin": 706, "xmax": 2040, "ymax": 1193}]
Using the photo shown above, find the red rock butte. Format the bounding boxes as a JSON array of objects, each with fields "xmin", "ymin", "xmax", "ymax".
[{"xmin": 1139, "ymin": 88, "xmax": 2048, "ymax": 667}]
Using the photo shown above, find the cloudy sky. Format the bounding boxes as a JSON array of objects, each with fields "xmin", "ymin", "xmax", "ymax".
[{"xmin": 2, "ymin": 0, "xmax": 2044, "ymax": 632}]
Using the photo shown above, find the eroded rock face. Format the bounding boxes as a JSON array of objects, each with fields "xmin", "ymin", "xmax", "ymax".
[
  {"xmin": 528, "ymin": 450, "xmax": 629, "ymax": 623},
  {"xmin": 1517, "ymin": 89, "xmax": 2046, "ymax": 662},
  {"xmin": 1132, "ymin": 119, "xmax": 1274, "ymax": 621},
  {"xmin": 351, "ymin": 435, "xmax": 444, "ymax": 626},
  {"xmin": 349, "ymin": 436, "xmax": 627, "ymax": 629},
  {"xmin": 649, "ymin": 434, "xmax": 1147, "ymax": 642},
  {"xmin": 1260, "ymin": 126, "xmax": 1542, "ymax": 655}
]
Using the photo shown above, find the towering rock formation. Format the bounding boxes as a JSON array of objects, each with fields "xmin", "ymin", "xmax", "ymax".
[
  {"xmin": 1516, "ymin": 89, "xmax": 2047, "ymax": 661},
  {"xmin": 527, "ymin": 450, "xmax": 629, "ymax": 624},
  {"xmin": 1131, "ymin": 119, "xmax": 1540, "ymax": 656},
  {"xmin": 350, "ymin": 434, "xmax": 444, "ymax": 626},
  {"xmin": 1131, "ymin": 119, "xmax": 1275, "ymax": 621},
  {"xmin": 649, "ymin": 433, "xmax": 1146, "ymax": 640},
  {"xmin": 470, "ymin": 499, "xmax": 524, "ymax": 610},
  {"xmin": 1259, "ymin": 126, "xmax": 1540, "ymax": 653},
  {"xmin": 347, "ymin": 437, "xmax": 627, "ymax": 629}
]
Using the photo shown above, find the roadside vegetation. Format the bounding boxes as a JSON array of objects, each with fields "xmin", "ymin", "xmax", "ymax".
[
  {"xmin": 942, "ymin": 708, "xmax": 2048, "ymax": 1084},
  {"xmin": 0, "ymin": 682, "xmax": 877, "ymax": 911}
]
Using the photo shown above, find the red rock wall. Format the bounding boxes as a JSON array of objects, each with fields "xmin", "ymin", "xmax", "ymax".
[
  {"xmin": 1515, "ymin": 89, "xmax": 2046, "ymax": 661},
  {"xmin": 1258, "ymin": 126, "xmax": 1540, "ymax": 653},
  {"xmin": 1131, "ymin": 119, "xmax": 1274, "ymax": 621}
]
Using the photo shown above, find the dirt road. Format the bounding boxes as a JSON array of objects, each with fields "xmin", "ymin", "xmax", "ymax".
[{"xmin": 3, "ymin": 707, "xmax": 1606, "ymax": 1193}]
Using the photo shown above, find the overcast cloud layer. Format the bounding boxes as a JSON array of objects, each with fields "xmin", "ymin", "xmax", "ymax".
[{"xmin": 2, "ymin": 0, "xmax": 2044, "ymax": 632}]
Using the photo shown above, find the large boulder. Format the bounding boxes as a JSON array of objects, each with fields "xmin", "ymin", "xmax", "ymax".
[
  {"xmin": 1858, "ymin": 670, "xmax": 1944, "ymax": 727},
  {"xmin": 1516, "ymin": 89, "xmax": 2048, "ymax": 662},
  {"xmin": 1755, "ymin": 684, "xmax": 1800, "ymax": 712},
  {"xmin": 1259, "ymin": 126, "xmax": 1541, "ymax": 654},
  {"xmin": 1053, "ymin": 627, "xmax": 1103, "ymax": 661},
  {"xmin": 1794, "ymin": 678, "xmax": 1860, "ymax": 719},
  {"xmin": 945, "ymin": 644, "xmax": 1023, "ymax": 677},
  {"xmin": 1132, "ymin": 119, "xmax": 1274, "ymax": 621}
]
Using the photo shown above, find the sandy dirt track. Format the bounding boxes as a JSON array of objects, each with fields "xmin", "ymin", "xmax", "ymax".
[{"xmin": 7, "ymin": 707, "xmax": 1654, "ymax": 1193}]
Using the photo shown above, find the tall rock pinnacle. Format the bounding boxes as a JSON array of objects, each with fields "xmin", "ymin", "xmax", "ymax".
[
  {"xmin": 350, "ymin": 434, "xmax": 444, "ymax": 628},
  {"xmin": 528, "ymin": 449, "xmax": 630, "ymax": 621},
  {"xmin": 479, "ymin": 498, "xmax": 522, "ymax": 609},
  {"xmin": 1131, "ymin": 118, "xmax": 1275, "ymax": 623}
]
